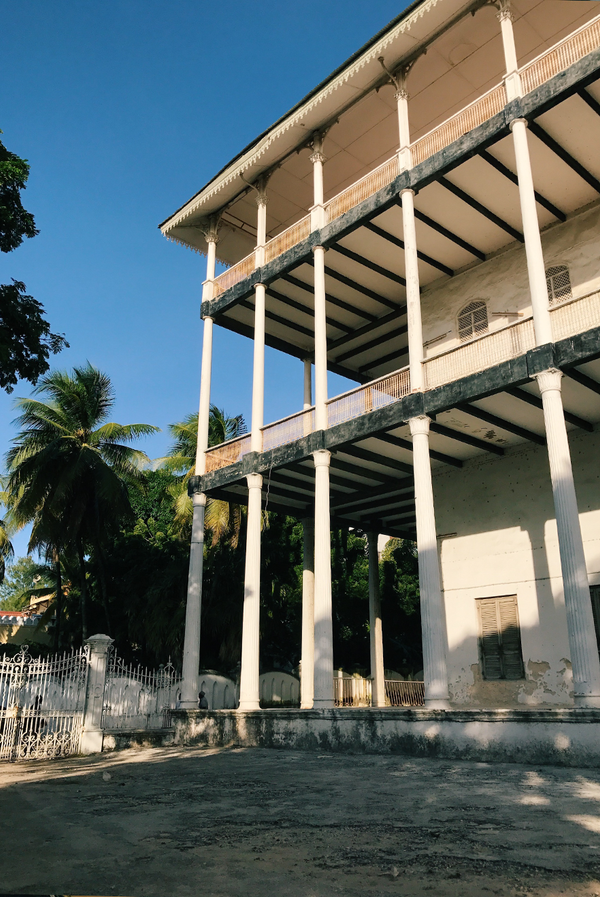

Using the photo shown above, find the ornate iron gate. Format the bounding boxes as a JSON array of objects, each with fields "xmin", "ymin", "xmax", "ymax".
[
  {"xmin": 101, "ymin": 648, "xmax": 181, "ymax": 731},
  {"xmin": 0, "ymin": 645, "xmax": 89, "ymax": 761}
]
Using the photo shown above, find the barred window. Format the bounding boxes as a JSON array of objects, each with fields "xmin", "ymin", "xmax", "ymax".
[
  {"xmin": 458, "ymin": 300, "xmax": 488, "ymax": 342},
  {"xmin": 477, "ymin": 595, "xmax": 524, "ymax": 680},
  {"xmin": 546, "ymin": 265, "xmax": 572, "ymax": 306}
]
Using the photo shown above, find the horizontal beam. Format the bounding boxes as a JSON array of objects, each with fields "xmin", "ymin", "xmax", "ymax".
[
  {"xmin": 266, "ymin": 285, "xmax": 353, "ymax": 334},
  {"xmin": 335, "ymin": 323, "xmax": 408, "ymax": 364},
  {"xmin": 411, "ymin": 207, "xmax": 486, "ymax": 261},
  {"xmin": 330, "ymin": 455, "xmax": 408, "ymax": 485},
  {"xmin": 331, "ymin": 483, "xmax": 414, "ymax": 513},
  {"xmin": 328, "ymin": 309, "xmax": 403, "ymax": 353},
  {"xmin": 564, "ymin": 367, "xmax": 600, "ymax": 396},
  {"xmin": 429, "ymin": 420, "xmax": 504, "ymax": 456},
  {"xmin": 280, "ymin": 272, "xmax": 376, "ymax": 323},
  {"xmin": 330, "ymin": 243, "xmax": 406, "ymax": 287},
  {"xmin": 341, "ymin": 443, "xmax": 414, "ymax": 476},
  {"xmin": 478, "ymin": 149, "xmax": 566, "ymax": 222},
  {"xmin": 240, "ymin": 298, "xmax": 314, "ymax": 340},
  {"xmin": 438, "ymin": 176, "xmax": 524, "ymax": 243},
  {"xmin": 578, "ymin": 86, "xmax": 600, "ymax": 119},
  {"xmin": 506, "ymin": 386, "xmax": 594, "ymax": 431},
  {"xmin": 528, "ymin": 120, "xmax": 600, "ymax": 195},
  {"xmin": 376, "ymin": 431, "xmax": 463, "ymax": 469},
  {"xmin": 455, "ymin": 401, "xmax": 546, "ymax": 446},
  {"xmin": 364, "ymin": 221, "xmax": 454, "ymax": 277},
  {"xmin": 358, "ymin": 347, "xmax": 408, "ymax": 374},
  {"xmin": 320, "ymin": 262, "xmax": 402, "ymax": 311}
]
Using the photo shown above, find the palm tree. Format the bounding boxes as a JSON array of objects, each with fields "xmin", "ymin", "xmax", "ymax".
[
  {"xmin": 5, "ymin": 363, "xmax": 158, "ymax": 641},
  {"xmin": 165, "ymin": 405, "xmax": 246, "ymax": 546}
]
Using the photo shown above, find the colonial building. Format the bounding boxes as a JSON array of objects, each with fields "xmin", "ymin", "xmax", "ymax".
[{"xmin": 161, "ymin": 0, "xmax": 600, "ymax": 716}]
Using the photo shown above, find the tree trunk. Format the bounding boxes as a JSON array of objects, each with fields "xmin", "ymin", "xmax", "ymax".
[
  {"xmin": 76, "ymin": 537, "xmax": 88, "ymax": 642},
  {"xmin": 53, "ymin": 547, "xmax": 62, "ymax": 653}
]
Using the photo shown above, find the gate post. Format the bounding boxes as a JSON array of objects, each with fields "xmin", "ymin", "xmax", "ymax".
[{"xmin": 81, "ymin": 634, "xmax": 113, "ymax": 755}]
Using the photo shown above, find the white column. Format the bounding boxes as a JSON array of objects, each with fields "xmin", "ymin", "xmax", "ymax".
[
  {"xmin": 510, "ymin": 118, "xmax": 552, "ymax": 346},
  {"xmin": 309, "ymin": 135, "xmax": 326, "ymax": 230},
  {"xmin": 535, "ymin": 371, "xmax": 600, "ymax": 706},
  {"xmin": 497, "ymin": 2, "xmax": 522, "ymax": 100},
  {"xmin": 313, "ymin": 450, "xmax": 334, "ymax": 708},
  {"xmin": 396, "ymin": 82, "xmax": 412, "ymax": 171},
  {"xmin": 180, "ymin": 233, "xmax": 217, "ymax": 709},
  {"xmin": 255, "ymin": 192, "xmax": 268, "ymax": 266},
  {"xmin": 301, "ymin": 516, "xmax": 315, "ymax": 709},
  {"xmin": 251, "ymin": 283, "xmax": 266, "ymax": 452},
  {"xmin": 304, "ymin": 358, "xmax": 313, "ymax": 409},
  {"xmin": 368, "ymin": 532, "xmax": 386, "ymax": 708},
  {"xmin": 80, "ymin": 634, "xmax": 113, "ymax": 754},
  {"xmin": 401, "ymin": 188, "xmax": 424, "ymax": 391},
  {"xmin": 409, "ymin": 416, "xmax": 450, "ymax": 708},
  {"xmin": 313, "ymin": 248, "xmax": 328, "ymax": 430},
  {"xmin": 239, "ymin": 473, "xmax": 263, "ymax": 710}
]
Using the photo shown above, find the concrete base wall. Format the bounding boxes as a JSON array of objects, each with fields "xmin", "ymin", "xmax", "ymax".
[{"xmin": 166, "ymin": 708, "xmax": 600, "ymax": 768}]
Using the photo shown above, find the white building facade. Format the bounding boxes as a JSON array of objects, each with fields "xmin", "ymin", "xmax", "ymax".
[{"xmin": 161, "ymin": 0, "xmax": 600, "ymax": 717}]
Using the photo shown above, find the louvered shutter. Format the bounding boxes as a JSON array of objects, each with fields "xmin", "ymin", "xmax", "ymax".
[
  {"xmin": 497, "ymin": 596, "xmax": 524, "ymax": 679},
  {"xmin": 478, "ymin": 599, "xmax": 502, "ymax": 680}
]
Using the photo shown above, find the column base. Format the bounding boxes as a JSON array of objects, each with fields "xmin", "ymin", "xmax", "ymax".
[
  {"xmin": 574, "ymin": 695, "xmax": 600, "ymax": 709},
  {"xmin": 373, "ymin": 700, "xmax": 387, "ymax": 709},
  {"xmin": 425, "ymin": 698, "xmax": 451, "ymax": 710},
  {"xmin": 80, "ymin": 730, "xmax": 104, "ymax": 755},
  {"xmin": 179, "ymin": 700, "xmax": 198, "ymax": 711},
  {"xmin": 238, "ymin": 700, "xmax": 261, "ymax": 711},
  {"xmin": 313, "ymin": 699, "xmax": 334, "ymax": 710},
  {"xmin": 300, "ymin": 701, "xmax": 314, "ymax": 710}
]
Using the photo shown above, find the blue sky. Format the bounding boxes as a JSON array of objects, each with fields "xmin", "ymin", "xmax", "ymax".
[{"xmin": 1, "ymin": 0, "xmax": 408, "ymax": 556}]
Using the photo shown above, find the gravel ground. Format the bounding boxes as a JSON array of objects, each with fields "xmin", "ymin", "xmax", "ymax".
[{"xmin": 2, "ymin": 746, "xmax": 600, "ymax": 896}]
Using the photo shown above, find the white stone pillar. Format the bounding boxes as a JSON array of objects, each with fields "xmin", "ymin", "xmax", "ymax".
[
  {"xmin": 255, "ymin": 191, "xmax": 268, "ymax": 266},
  {"xmin": 396, "ymin": 83, "xmax": 412, "ymax": 171},
  {"xmin": 180, "ymin": 232, "xmax": 217, "ymax": 709},
  {"xmin": 368, "ymin": 532, "xmax": 386, "ymax": 708},
  {"xmin": 401, "ymin": 188, "xmax": 424, "ymax": 391},
  {"xmin": 304, "ymin": 358, "xmax": 313, "ymax": 409},
  {"xmin": 497, "ymin": 2, "xmax": 522, "ymax": 100},
  {"xmin": 313, "ymin": 247, "xmax": 328, "ymax": 431},
  {"xmin": 239, "ymin": 473, "xmax": 263, "ymax": 710},
  {"xmin": 80, "ymin": 634, "xmax": 113, "ymax": 755},
  {"xmin": 510, "ymin": 118, "xmax": 552, "ymax": 346},
  {"xmin": 409, "ymin": 416, "xmax": 450, "ymax": 708},
  {"xmin": 301, "ymin": 516, "xmax": 315, "ymax": 709},
  {"xmin": 251, "ymin": 283, "xmax": 266, "ymax": 452},
  {"xmin": 313, "ymin": 450, "xmax": 334, "ymax": 708},
  {"xmin": 535, "ymin": 370, "xmax": 600, "ymax": 706},
  {"xmin": 309, "ymin": 135, "xmax": 326, "ymax": 230}
]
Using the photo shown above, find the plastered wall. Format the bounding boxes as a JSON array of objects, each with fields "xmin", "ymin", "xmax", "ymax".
[
  {"xmin": 433, "ymin": 427, "xmax": 600, "ymax": 708},
  {"xmin": 420, "ymin": 201, "xmax": 600, "ymax": 356}
]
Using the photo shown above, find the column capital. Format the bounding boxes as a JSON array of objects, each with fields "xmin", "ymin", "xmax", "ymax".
[
  {"xmin": 255, "ymin": 192, "xmax": 268, "ymax": 207},
  {"xmin": 409, "ymin": 415, "xmax": 431, "ymax": 437},
  {"xmin": 395, "ymin": 87, "xmax": 409, "ymax": 102},
  {"xmin": 495, "ymin": 0, "xmax": 514, "ymax": 23},
  {"xmin": 311, "ymin": 243, "xmax": 327, "ymax": 254},
  {"xmin": 400, "ymin": 186, "xmax": 415, "ymax": 199},
  {"xmin": 309, "ymin": 151, "xmax": 326, "ymax": 165},
  {"xmin": 246, "ymin": 472, "xmax": 263, "ymax": 490},
  {"xmin": 312, "ymin": 449, "xmax": 331, "ymax": 468},
  {"xmin": 509, "ymin": 117, "xmax": 528, "ymax": 132},
  {"xmin": 534, "ymin": 368, "xmax": 563, "ymax": 393}
]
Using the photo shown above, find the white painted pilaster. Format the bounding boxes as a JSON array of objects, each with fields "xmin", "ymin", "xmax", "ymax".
[
  {"xmin": 239, "ymin": 473, "xmax": 263, "ymax": 711},
  {"xmin": 409, "ymin": 416, "xmax": 450, "ymax": 708},
  {"xmin": 368, "ymin": 532, "xmax": 386, "ymax": 708},
  {"xmin": 535, "ymin": 370, "xmax": 600, "ymax": 706},
  {"xmin": 301, "ymin": 516, "xmax": 315, "ymax": 709},
  {"xmin": 313, "ymin": 450, "xmax": 334, "ymax": 709},
  {"xmin": 401, "ymin": 188, "xmax": 423, "ymax": 391}
]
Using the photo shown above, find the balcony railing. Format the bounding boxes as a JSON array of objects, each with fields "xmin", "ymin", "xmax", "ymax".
[
  {"xmin": 202, "ymin": 290, "xmax": 600, "ymax": 475},
  {"xmin": 207, "ymin": 13, "xmax": 600, "ymax": 293}
]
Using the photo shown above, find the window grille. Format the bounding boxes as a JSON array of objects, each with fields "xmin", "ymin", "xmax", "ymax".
[
  {"xmin": 546, "ymin": 265, "xmax": 572, "ymax": 306},
  {"xmin": 458, "ymin": 300, "xmax": 488, "ymax": 342},
  {"xmin": 477, "ymin": 595, "xmax": 524, "ymax": 680}
]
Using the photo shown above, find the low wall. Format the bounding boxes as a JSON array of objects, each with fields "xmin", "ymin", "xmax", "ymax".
[{"xmin": 169, "ymin": 707, "xmax": 600, "ymax": 768}]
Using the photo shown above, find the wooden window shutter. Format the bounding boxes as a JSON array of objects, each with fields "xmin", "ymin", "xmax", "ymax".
[{"xmin": 477, "ymin": 596, "xmax": 524, "ymax": 680}]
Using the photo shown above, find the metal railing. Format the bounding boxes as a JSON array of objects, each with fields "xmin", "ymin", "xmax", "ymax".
[
  {"xmin": 520, "ymin": 14, "xmax": 600, "ymax": 96},
  {"xmin": 212, "ymin": 251, "xmax": 256, "ymax": 298},
  {"xmin": 327, "ymin": 367, "xmax": 411, "ymax": 428},
  {"xmin": 102, "ymin": 650, "xmax": 182, "ymax": 731},
  {"xmin": 325, "ymin": 156, "xmax": 399, "ymax": 224},
  {"xmin": 261, "ymin": 408, "xmax": 315, "ymax": 453},
  {"xmin": 334, "ymin": 675, "xmax": 372, "ymax": 707},
  {"xmin": 264, "ymin": 215, "xmax": 311, "ymax": 264},
  {"xmin": 549, "ymin": 288, "xmax": 600, "ymax": 342},
  {"xmin": 205, "ymin": 434, "xmax": 252, "ymax": 472},
  {"xmin": 385, "ymin": 679, "xmax": 425, "ymax": 707},
  {"xmin": 411, "ymin": 83, "xmax": 506, "ymax": 167}
]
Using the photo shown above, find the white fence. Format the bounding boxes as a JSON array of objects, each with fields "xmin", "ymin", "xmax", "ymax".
[{"xmin": 101, "ymin": 649, "xmax": 182, "ymax": 731}]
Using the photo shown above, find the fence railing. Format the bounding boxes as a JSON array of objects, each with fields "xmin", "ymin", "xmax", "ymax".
[
  {"xmin": 205, "ymin": 434, "xmax": 252, "ymax": 472},
  {"xmin": 334, "ymin": 675, "xmax": 372, "ymax": 707},
  {"xmin": 261, "ymin": 408, "xmax": 315, "ymax": 452},
  {"xmin": 520, "ymin": 14, "xmax": 600, "ymax": 96},
  {"xmin": 102, "ymin": 650, "xmax": 182, "ymax": 731},
  {"xmin": 212, "ymin": 252, "xmax": 256, "ymax": 298},
  {"xmin": 327, "ymin": 367, "xmax": 411, "ymax": 428},
  {"xmin": 325, "ymin": 156, "xmax": 399, "ymax": 224},
  {"xmin": 385, "ymin": 679, "xmax": 425, "ymax": 707},
  {"xmin": 264, "ymin": 216, "xmax": 311, "ymax": 264}
]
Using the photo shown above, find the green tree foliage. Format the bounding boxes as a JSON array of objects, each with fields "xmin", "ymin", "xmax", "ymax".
[
  {"xmin": 0, "ymin": 555, "xmax": 53, "ymax": 611},
  {"xmin": 5, "ymin": 363, "xmax": 158, "ymax": 641},
  {"xmin": 380, "ymin": 538, "xmax": 422, "ymax": 676},
  {"xmin": 0, "ymin": 135, "xmax": 67, "ymax": 392}
]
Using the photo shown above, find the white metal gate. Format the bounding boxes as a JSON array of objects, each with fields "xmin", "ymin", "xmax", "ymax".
[
  {"xmin": 101, "ymin": 648, "xmax": 181, "ymax": 731},
  {"xmin": 0, "ymin": 645, "xmax": 88, "ymax": 761}
]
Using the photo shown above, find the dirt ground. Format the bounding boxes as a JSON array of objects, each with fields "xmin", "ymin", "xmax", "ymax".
[{"xmin": 2, "ymin": 747, "xmax": 600, "ymax": 897}]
